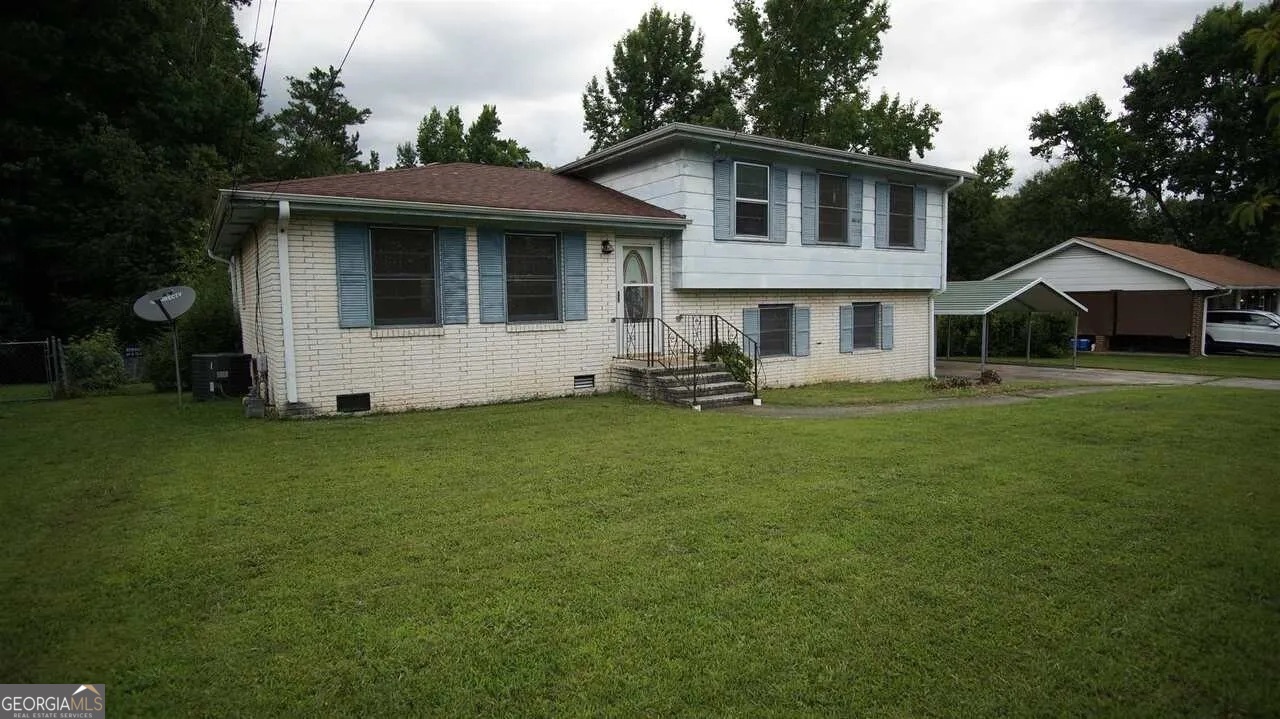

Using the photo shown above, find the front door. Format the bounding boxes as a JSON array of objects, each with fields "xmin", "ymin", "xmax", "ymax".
[{"xmin": 616, "ymin": 240, "xmax": 661, "ymax": 357}]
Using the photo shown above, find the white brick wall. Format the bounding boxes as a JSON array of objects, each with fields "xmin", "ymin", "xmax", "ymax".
[{"xmin": 237, "ymin": 216, "xmax": 933, "ymax": 415}]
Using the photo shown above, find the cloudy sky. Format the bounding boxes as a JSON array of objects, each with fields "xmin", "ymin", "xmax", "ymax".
[{"xmin": 234, "ymin": 0, "xmax": 1239, "ymax": 187}]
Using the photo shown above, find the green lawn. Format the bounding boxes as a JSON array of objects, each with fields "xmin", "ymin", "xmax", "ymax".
[
  {"xmin": 762, "ymin": 378, "xmax": 1073, "ymax": 407},
  {"xmin": 0, "ymin": 382, "xmax": 52, "ymax": 402},
  {"xmin": 2, "ymin": 390, "xmax": 1279, "ymax": 717},
  {"xmin": 951, "ymin": 352, "xmax": 1280, "ymax": 379}
]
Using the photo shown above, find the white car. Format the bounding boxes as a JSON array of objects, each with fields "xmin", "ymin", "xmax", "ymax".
[{"xmin": 1206, "ymin": 309, "xmax": 1280, "ymax": 353}]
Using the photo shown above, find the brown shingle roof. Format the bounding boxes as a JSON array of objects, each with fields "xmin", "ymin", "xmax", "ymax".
[
  {"xmin": 240, "ymin": 163, "xmax": 684, "ymax": 221},
  {"xmin": 1079, "ymin": 237, "xmax": 1280, "ymax": 289}
]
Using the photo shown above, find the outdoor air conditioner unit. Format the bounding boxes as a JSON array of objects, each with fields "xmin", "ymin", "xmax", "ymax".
[{"xmin": 190, "ymin": 352, "xmax": 252, "ymax": 401}]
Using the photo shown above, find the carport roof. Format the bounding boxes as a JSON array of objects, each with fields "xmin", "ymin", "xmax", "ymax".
[{"xmin": 934, "ymin": 278, "xmax": 1087, "ymax": 316}]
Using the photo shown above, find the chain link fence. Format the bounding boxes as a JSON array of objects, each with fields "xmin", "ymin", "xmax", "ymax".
[{"xmin": 0, "ymin": 338, "xmax": 63, "ymax": 402}]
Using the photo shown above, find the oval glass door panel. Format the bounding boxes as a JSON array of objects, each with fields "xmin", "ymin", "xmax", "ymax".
[{"xmin": 622, "ymin": 247, "xmax": 653, "ymax": 320}]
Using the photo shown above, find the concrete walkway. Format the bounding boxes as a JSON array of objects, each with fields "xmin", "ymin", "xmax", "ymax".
[{"xmin": 717, "ymin": 361, "xmax": 1280, "ymax": 419}]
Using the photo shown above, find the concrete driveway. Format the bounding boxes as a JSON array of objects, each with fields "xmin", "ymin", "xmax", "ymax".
[{"xmin": 935, "ymin": 360, "xmax": 1280, "ymax": 388}]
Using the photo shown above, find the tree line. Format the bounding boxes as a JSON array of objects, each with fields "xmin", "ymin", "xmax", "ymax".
[{"xmin": 1, "ymin": 0, "xmax": 1276, "ymax": 345}]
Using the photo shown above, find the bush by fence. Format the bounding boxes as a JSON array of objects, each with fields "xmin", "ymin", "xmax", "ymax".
[{"xmin": 64, "ymin": 330, "xmax": 127, "ymax": 393}]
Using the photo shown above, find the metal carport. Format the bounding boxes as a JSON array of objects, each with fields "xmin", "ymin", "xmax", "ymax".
[{"xmin": 935, "ymin": 278, "xmax": 1088, "ymax": 369}]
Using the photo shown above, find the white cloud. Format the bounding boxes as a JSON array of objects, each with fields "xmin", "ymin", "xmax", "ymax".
[{"xmin": 236, "ymin": 0, "xmax": 1231, "ymax": 184}]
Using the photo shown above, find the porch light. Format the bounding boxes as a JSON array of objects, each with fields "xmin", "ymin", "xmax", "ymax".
[{"xmin": 601, "ymin": 239, "xmax": 614, "ymax": 254}]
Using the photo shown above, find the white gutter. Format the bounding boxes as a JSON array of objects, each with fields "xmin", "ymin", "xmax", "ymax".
[{"xmin": 276, "ymin": 200, "xmax": 299, "ymax": 404}]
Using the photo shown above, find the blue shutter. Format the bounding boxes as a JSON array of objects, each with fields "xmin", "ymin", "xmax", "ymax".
[
  {"xmin": 742, "ymin": 308, "xmax": 760, "ymax": 357},
  {"xmin": 848, "ymin": 178, "xmax": 864, "ymax": 247},
  {"xmin": 713, "ymin": 158, "xmax": 732, "ymax": 241},
  {"xmin": 800, "ymin": 172, "xmax": 818, "ymax": 245},
  {"xmin": 839, "ymin": 305, "xmax": 853, "ymax": 353},
  {"xmin": 880, "ymin": 303, "xmax": 895, "ymax": 350},
  {"xmin": 438, "ymin": 227, "xmax": 468, "ymax": 325},
  {"xmin": 913, "ymin": 186, "xmax": 927, "ymax": 250},
  {"xmin": 792, "ymin": 306, "xmax": 810, "ymax": 357},
  {"xmin": 477, "ymin": 227, "xmax": 506, "ymax": 323},
  {"xmin": 561, "ymin": 231, "xmax": 587, "ymax": 321},
  {"xmin": 874, "ymin": 182, "xmax": 890, "ymax": 248},
  {"xmin": 770, "ymin": 167, "xmax": 788, "ymax": 242},
  {"xmin": 335, "ymin": 222, "xmax": 371, "ymax": 328}
]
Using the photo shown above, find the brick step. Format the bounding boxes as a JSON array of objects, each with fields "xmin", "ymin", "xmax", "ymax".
[
  {"xmin": 673, "ymin": 391, "xmax": 756, "ymax": 409},
  {"xmin": 658, "ymin": 380, "xmax": 750, "ymax": 399},
  {"xmin": 652, "ymin": 371, "xmax": 735, "ymax": 387}
]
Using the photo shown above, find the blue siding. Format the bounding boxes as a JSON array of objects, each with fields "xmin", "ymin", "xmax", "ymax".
[
  {"xmin": 800, "ymin": 172, "xmax": 818, "ymax": 245},
  {"xmin": 712, "ymin": 157, "xmax": 732, "ymax": 241},
  {"xmin": 770, "ymin": 167, "xmax": 788, "ymax": 242},
  {"xmin": 477, "ymin": 227, "xmax": 506, "ymax": 323},
  {"xmin": 335, "ymin": 222, "xmax": 371, "ymax": 328},
  {"xmin": 438, "ymin": 227, "xmax": 468, "ymax": 325},
  {"xmin": 561, "ymin": 231, "xmax": 587, "ymax": 321}
]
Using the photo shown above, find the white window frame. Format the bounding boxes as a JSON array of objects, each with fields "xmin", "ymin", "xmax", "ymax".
[{"xmin": 733, "ymin": 161, "xmax": 770, "ymax": 238}]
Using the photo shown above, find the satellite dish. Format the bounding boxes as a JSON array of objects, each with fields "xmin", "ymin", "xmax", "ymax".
[
  {"xmin": 133, "ymin": 286, "xmax": 196, "ymax": 323},
  {"xmin": 133, "ymin": 285, "xmax": 198, "ymax": 409}
]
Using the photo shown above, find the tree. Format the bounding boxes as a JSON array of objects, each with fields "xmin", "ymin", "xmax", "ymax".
[
  {"xmin": 728, "ymin": 0, "xmax": 940, "ymax": 159},
  {"xmin": 273, "ymin": 65, "xmax": 372, "ymax": 178},
  {"xmin": 0, "ymin": 0, "xmax": 271, "ymax": 339},
  {"xmin": 581, "ymin": 6, "xmax": 741, "ymax": 150},
  {"xmin": 1031, "ymin": 3, "xmax": 1279, "ymax": 265},
  {"xmin": 1232, "ymin": 1, "xmax": 1280, "ymax": 231},
  {"xmin": 409, "ymin": 105, "xmax": 538, "ymax": 166},
  {"xmin": 367, "ymin": 149, "xmax": 380, "ymax": 171},
  {"xmin": 946, "ymin": 148, "xmax": 1014, "ymax": 281},
  {"xmin": 393, "ymin": 141, "xmax": 417, "ymax": 168}
]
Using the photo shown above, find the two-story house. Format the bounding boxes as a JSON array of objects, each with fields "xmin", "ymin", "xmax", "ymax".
[{"xmin": 207, "ymin": 123, "xmax": 973, "ymax": 415}]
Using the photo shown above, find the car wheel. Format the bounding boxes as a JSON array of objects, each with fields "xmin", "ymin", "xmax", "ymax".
[{"xmin": 1205, "ymin": 335, "xmax": 1217, "ymax": 354}]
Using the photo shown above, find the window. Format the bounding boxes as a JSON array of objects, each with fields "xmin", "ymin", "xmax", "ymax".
[
  {"xmin": 818, "ymin": 173, "xmax": 848, "ymax": 243},
  {"xmin": 505, "ymin": 233, "xmax": 559, "ymax": 322},
  {"xmin": 735, "ymin": 161, "xmax": 769, "ymax": 237},
  {"xmin": 759, "ymin": 304, "xmax": 793, "ymax": 357},
  {"xmin": 888, "ymin": 184, "xmax": 915, "ymax": 248},
  {"xmin": 852, "ymin": 303, "xmax": 878, "ymax": 349},
  {"xmin": 371, "ymin": 226, "xmax": 436, "ymax": 326}
]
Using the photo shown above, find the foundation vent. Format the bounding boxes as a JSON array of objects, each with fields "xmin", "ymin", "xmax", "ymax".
[{"xmin": 573, "ymin": 374, "xmax": 596, "ymax": 391}]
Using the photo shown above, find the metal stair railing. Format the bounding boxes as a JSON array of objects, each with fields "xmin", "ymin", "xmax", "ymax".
[
  {"xmin": 674, "ymin": 314, "xmax": 760, "ymax": 399},
  {"xmin": 612, "ymin": 316, "xmax": 703, "ymax": 406}
]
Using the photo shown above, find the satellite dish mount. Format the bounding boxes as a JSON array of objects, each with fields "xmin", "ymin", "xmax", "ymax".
[{"xmin": 133, "ymin": 286, "xmax": 197, "ymax": 408}]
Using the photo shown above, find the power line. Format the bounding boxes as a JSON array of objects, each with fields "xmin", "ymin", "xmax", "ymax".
[{"xmin": 338, "ymin": 0, "xmax": 377, "ymax": 77}]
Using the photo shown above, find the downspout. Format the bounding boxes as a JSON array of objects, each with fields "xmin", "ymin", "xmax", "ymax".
[
  {"xmin": 1201, "ymin": 287, "xmax": 1232, "ymax": 357},
  {"xmin": 930, "ymin": 175, "xmax": 966, "ymax": 378},
  {"xmin": 276, "ymin": 200, "xmax": 299, "ymax": 404}
]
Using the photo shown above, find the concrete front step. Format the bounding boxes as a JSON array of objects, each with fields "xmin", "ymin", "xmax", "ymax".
[
  {"xmin": 672, "ymin": 391, "xmax": 756, "ymax": 409},
  {"xmin": 658, "ymin": 380, "xmax": 750, "ymax": 399},
  {"xmin": 652, "ymin": 371, "xmax": 735, "ymax": 387}
]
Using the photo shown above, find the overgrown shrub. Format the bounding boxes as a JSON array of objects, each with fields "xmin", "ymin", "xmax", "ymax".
[
  {"xmin": 978, "ymin": 369, "xmax": 1003, "ymax": 385},
  {"xmin": 927, "ymin": 375, "xmax": 973, "ymax": 391},
  {"xmin": 702, "ymin": 340, "xmax": 753, "ymax": 385},
  {"xmin": 64, "ymin": 329, "xmax": 128, "ymax": 392}
]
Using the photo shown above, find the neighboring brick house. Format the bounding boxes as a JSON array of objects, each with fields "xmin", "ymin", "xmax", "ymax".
[
  {"xmin": 988, "ymin": 237, "xmax": 1280, "ymax": 355},
  {"xmin": 208, "ymin": 123, "xmax": 973, "ymax": 415}
]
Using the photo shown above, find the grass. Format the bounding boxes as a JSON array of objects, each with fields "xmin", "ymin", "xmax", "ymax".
[
  {"xmin": 2, "ymin": 390, "xmax": 1279, "ymax": 717},
  {"xmin": 762, "ymin": 378, "xmax": 1074, "ymax": 407},
  {"xmin": 0, "ymin": 382, "xmax": 53, "ymax": 402},
  {"xmin": 948, "ymin": 352, "xmax": 1280, "ymax": 379}
]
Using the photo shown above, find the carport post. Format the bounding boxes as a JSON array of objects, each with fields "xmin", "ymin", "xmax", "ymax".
[
  {"xmin": 1072, "ymin": 313, "xmax": 1079, "ymax": 369},
  {"xmin": 980, "ymin": 313, "xmax": 989, "ymax": 370},
  {"xmin": 945, "ymin": 316, "xmax": 952, "ymax": 358},
  {"xmin": 1025, "ymin": 313, "xmax": 1033, "ymax": 366}
]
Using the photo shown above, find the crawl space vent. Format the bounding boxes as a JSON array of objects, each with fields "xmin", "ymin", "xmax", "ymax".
[
  {"xmin": 573, "ymin": 374, "xmax": 595, "ymax": 391},
  {"xmin": 336, "ymin": 392, "xmax": 371, "ymax": 413}
]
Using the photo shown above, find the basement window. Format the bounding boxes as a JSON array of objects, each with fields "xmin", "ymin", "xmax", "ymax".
[{"xmin": 336, "ymin": 393, "xmax": 371, "ymax": 413}]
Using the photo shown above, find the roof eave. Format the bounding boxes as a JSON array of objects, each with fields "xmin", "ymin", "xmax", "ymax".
[
  {"xmin": 556, "ymin": 123, "xmax": 977, "ymax": 184},
  {"xmin": 209, "ymin": 190, "xmax": 689, "ymax": 257}
]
